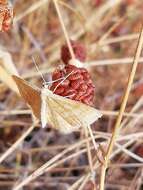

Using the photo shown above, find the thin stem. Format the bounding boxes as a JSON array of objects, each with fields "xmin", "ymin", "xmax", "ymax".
[
  {"xmin": 84, "ymin": 126, "xmax": 94, "ymax": 175},
  {"xmin": 53, "ymin": 0, "xmax": 75, "ymax": 60},
  {"xmin": 0, "ymin": 124, "xmax": 35, "ymax": 164},
  {"xmin": 83, "ymin": 127, "xmax": 97, "ymax": 190},
  {"xmin": 100, "ymin": 25, "xmax": 143, "ymax": 190},
  {"xmin": 87, "ymin": 124, "xmax": 103, "ymax": 164},
  {"xmin": 13, "ymin": 139, "xmax": 89, "ymax": 190}
]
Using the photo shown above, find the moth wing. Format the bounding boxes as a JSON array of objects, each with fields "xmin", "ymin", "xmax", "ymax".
[
  {"xmin": 47, "ymin": 98, "xmax": 82, "ymax": 133},
  {"xmin": 47, "ymin": 98, "xmax": 78, "ymax": 133},
  {"xmin": 13, "ymin": 75, "xmax": 102, "ymax": 133},
  {"xmin": 12, "ymin": 75, "xmax": 41, "ymax": 118},
  {"xmin": 50, "ymin": 93, "xmax": 102, "ymax": 126},
  {"xmin": 13, "ymin": 76, "xmax": 77, "ymax": 133}
]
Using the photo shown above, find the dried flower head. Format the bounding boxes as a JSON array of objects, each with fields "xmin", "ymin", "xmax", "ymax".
[
  {"xmin": 0, "ymin": 2, "xmax": 13, "ymax": 32},
  {"xmin": 61, "ymin": 40, "xmax": 87, "ymax": 64},
  {"xmin": 50, "ymin": 64, "xmax": 95, "ymax": 106}
]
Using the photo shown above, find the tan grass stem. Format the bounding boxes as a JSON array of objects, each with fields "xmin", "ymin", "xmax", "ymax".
[
  {"xmin": 53, "ymin": 0, "xmax": 75, "ymax": 60},
  {"xmin": 13, "ymin": 131, "xmax": 142, "ymax": 190},
  {"xmin": 13, "ymin": 139, "xmax": 89, "ymax": 190},
  {"xmin": 84, "ymin": 126, "xmax": 94, "ymax": 173},
  {"xmin": 0, "ymin": 124, "xmax": 35, "ymax": 164},
  {"xmin": 100, "ymin": 25, "xmax": 143, "ymax": 190}
]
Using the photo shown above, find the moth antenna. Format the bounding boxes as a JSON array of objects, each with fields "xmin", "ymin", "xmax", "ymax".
[
  {"xmin": 32, "ymin": 56, "xmax": 46, "ymax": 84},
  {"xmin": 53, "ymin": 70, "xmax": 74, "ymax": 93},
  {"xmin": 45, "ymin": 77, "xmax": 65, "ymax": 84}
]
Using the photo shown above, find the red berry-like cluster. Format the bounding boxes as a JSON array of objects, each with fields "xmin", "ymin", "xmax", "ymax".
[
  {"xmin": 61, "ymin": 40, "xmax": 86, "ymax": 65},
  {"xmin": 0, "ymin": 3, "xmax": 13, "ymax": 32},
  {"xmin": 50, "ymin": 41, "xmax": 95, "ymax": 106},
  {"xmin": 50, "ymin": 64, "xmax": 95, "ymax": 106}
]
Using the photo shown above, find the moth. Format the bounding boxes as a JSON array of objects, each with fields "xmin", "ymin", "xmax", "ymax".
[{"xmin": 13, "ymin": 75, "xmax": 102, "ymax": 134}]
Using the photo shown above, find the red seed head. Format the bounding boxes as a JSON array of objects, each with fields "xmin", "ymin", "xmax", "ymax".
[
  {"xmin": 0, "ymin": 4, "xmax": 13, "ymax": 32},
  {"xmin": 61, "ymin": 40, "xmax": 87, "ymax": 65},
  {"xmin": 50, "ymin": 64, "xmax": 95, "ymax": 106}
]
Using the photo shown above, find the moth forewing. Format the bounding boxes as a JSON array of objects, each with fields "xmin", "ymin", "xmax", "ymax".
[
  {"xmin": 41, "ymin": 89, "xmax": 102, "ymax": 133},
  {"xmin": 13, "ymin": 75, "xmax": 102, "ymax": 134},
  {"xmin": 12, "ymin": 75, "xmax": 41, "ymax": 118},
  {"xmin": 41, "ymin": 88, "xmax": 82, "ymax": 133},
  {"xmin": 49, "ymin": 92, "xmax": 102, "ymax": 125},
  {"xmin": 50, "ymin": 108, "xmax": 78, "ymax": 134},
  {"xmin": 50, "ymin": 98, "xmax": 82, "ymax": 127}
]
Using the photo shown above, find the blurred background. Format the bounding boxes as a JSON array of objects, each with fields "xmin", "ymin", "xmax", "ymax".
[{"xmin": 0, "ymin": 0, "xmax": 143, "ymax": 189}]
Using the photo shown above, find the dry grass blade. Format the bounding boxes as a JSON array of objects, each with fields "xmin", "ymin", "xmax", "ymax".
[
  {"xmin": 53, "ymin": 0, "xmax": 75, "ymax": 59},
  {"xmin": 1, "ymin": 108, "xmax": 143, "ymax": 119},
  {"xmin": 14, "ymin": 0, "xmax": 49, "ymax": 22},
  {"xmin": 0, "ymin": 49, "xmax": 18, "ymax": 75},
  {"xmin": 77, "ymin": 135, "xmax": 142, "ymax": 190},
  {"xmin": 6, "ymin": 131, "xmax": 143, "ymax": 190},
  {"xmin": 13, "ymin": 139, "xmax": 88, "ymax": 190},
  {"xmin": 100, "ymin": 25, "xmax": 143, "ymax": 190},
  {"xmin": 0, "ymin": 49, "xmax": 19, "ymax": 93},
  {"xmin": 87, "ymin": 57, "xmax": 143, "ymax": 67},
  {"xmin": 0, "ymin": 123, "xmax": 35, "ymax": 164},
  {"xmin": 0, "ymin": 65, "xmax": 18, "ymax": 93},
  {"xmin": 84, "ymin": 125, "xmax": 94, "ymax": 179}
]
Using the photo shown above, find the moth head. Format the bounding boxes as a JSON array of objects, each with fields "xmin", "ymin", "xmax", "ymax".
[
  {"xmin": 42, "ymin": 82, "xmax": 49, "ymax": 89},
  {"xmin": 41, "ymin": 85, "xmax": 53, "ymax": 96}
]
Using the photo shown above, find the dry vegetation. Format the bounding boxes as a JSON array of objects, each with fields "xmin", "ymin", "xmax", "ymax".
[{"xmin": 0, "ymin": 0, "xmax": 143, "ymax": 190}]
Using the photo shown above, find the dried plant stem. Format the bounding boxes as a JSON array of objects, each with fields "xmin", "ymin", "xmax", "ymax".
[
  {"xmin": 88, "ymin": 57, "xmax": 143, "ymax": 66},
  {"xmin": 98, "ymin": 16, "xmax": 125, "ymax": 44},
  {"xmin": 100, "ymin": 26, "xmax": 143, "ymax": 190},
  {"xmin": 115, "ymin": 142, "xmax": 143, "ymax": 162},
  {"xmin": 0, "ymin": 124, "xmax": 35, "ymax": 164},
  {"xmin": 14, "ymin": 146, "xmax": 96, "ymax": 190},
  {"xmin": 0, "ymin": 65, "xmax": 19, "ymax": 93},
  {"xmin": 13, "ymin": 132, "xmax": 141, "ymax": 190},
  {"xmin": 14, "ymin": 0, "xmax": 49, "ymax": 22},
  {"xmin": 99, "ymin": 33, "xmax": 139, "ymax": 46},
  {"xmin": 1, "ymin": 109, "xmax": 143, "ymax": 118},
  {"xmin": 87, "ymin": 124, "xmax": 103, "ymax": 164},
  {"xmin": 69, "ymin": 176, "xmax": 86, "ymax": 190},
  {"xmin": 121, "ymin": 96, "xmax": 143, "ymax": 132},
  {"xmin": 53, "ymin": 0, "xmax": 75, "ymax": 60},
  {"xmin": 78, "ymin": 134, "xmax": 141, "ymax": 190},
  {"xmin": 0, "ymin": 49, "xmax": 19, "ymax": 93},
  {"xmin": 84, "ymin": 126, "xmax": 94, "ymax": 173},
  {"xmin": 13, "ymin": 139, "xmax": 89, "ymax": 190}
]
